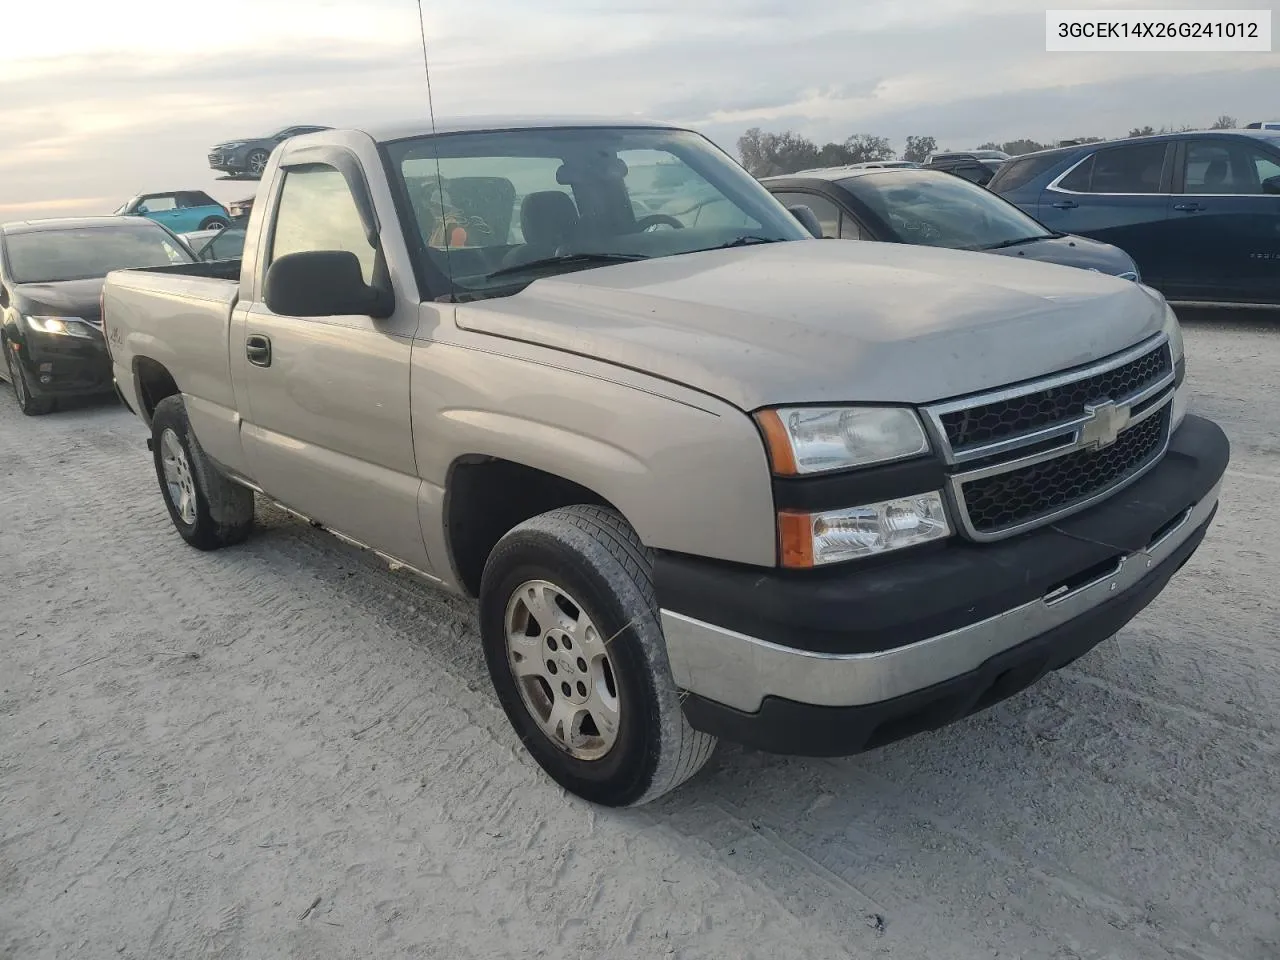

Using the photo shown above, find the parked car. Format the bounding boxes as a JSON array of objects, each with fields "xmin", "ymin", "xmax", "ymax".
[
  {"xmin": 761, "ymin": 166, "xmax": 1140, "ymax": 278},
  {"xmin": 988, "ymin": 130, "xmax": 1280, "ymax": 307},
  {"xmin": 102, "ymin": 118, "xmax": 1226, "ymax": 807},
  {"xmin": 0, "ymin": 217, "xmax": 194, "ymax": 414},
  {"xmin": 1245, "ymin": 121, "xmax": 1280, "ymax": 130},
  {"xmin": 180, "ymin": 229, "xmax": 222, "ymax": 257},
  {"xmin": 924, "ymin": 152, "xmax": 1008, "ymax": 186},
  {"xmin": 228, "ymin": 196, "xmax": 254, "ymax": 220},
  {"xmin": 194, "ymin": 225, "xmax": 246, "ymax": 262},
  {"xmin": 208, "ymin": 125, "xmax": 331, "ymax": 179},
  {"xmin": 115, "ymin": 191, "xmax": 230, "ymax": 234}
]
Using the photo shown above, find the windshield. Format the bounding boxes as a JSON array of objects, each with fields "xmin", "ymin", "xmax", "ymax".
[
  {"xmin": 6, "ymin": 225, "xmax": 193, "ymax": 283},
  {"xmin": 384, "ymin": 126, "xmax": 809, "ymax": 301},
  {"xmin": 841, "ymin": 170, "xmax": 1054, "ymax": 250}
]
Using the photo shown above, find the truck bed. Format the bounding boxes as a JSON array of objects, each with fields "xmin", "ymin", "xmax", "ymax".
[
  {"xmin": 121, "ymin": 259, "xmax": 243, "ymax": 282},
  {"xmin": 103, "ymin": 259, "xmax": 241, "ymax": 430}
]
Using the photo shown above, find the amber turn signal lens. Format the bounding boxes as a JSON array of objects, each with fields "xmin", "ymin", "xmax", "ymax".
[
  {"xmin": 755, "ymin": 409, "xmax": 798, "ymax": 476},
  {"xmin": 777, "ymin": 511, "xmax": 815, "ymax": 569}
]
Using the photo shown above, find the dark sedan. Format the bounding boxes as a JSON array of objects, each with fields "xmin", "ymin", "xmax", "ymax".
[
  {"xmin": 207, "ymin": 125, "xmax": 330, "ymax": 179},
  {"xmin": 988, "ymin": 130, "xmax": 1280, "ymax": 307},
  {"xmin": 762, "ymin": 167, "xmax": 1140, "ymax": 279},
  {"xmin": 0, "ymin": 217, "xmax": 194, "ymax": 415}
]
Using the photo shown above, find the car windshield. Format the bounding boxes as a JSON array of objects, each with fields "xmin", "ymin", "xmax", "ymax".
[
  {"xmin": 384, "ymin": 126, "xmax": 810, "ymax": 301},
  {"xmin": 6, "ymin": 225, "xmax": 193, "ymax": 283},
  {"xmin": 841, "ymin": 170, "xmax": 1055, "ymax": 250}
]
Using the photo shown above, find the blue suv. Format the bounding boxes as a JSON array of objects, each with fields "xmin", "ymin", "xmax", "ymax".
[
  {"xmin": 114, "ymin": 191, "xmax": 230, "ymax": 235},
  {"xmin": 989, "ymin": 130, "xmax": 1280, "ymax": 308}
]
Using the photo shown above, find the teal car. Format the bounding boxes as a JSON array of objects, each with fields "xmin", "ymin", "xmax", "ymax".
[{"xmin": 114, "ymin": 190, "xmax": 230, "ymax": 234}]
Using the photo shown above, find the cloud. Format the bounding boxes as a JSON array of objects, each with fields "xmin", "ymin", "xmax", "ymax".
[{"xmin": 3, "ymin": 0, "xmax": 1278, "ymax": 219}]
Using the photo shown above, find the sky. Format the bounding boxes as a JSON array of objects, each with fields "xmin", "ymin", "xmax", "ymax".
[{"xmin": 2, "ymin": 0, "xmax": 1277, "ymax": 220}]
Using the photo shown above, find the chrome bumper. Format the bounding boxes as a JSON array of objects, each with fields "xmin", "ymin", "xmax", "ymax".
[{"xmin": 661, "ymin": 478, "xmax": 1221, "ymax": 714}]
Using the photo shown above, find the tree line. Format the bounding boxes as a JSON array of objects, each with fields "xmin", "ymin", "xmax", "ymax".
[{"xmin": 736, "ymin": 115, "xmax": 1241, "ymax": 178}]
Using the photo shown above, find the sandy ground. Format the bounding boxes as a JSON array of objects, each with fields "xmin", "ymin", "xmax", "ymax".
[{"xmin": 1, "ymin": 316, "xmax": 1278, "ymax": 960}]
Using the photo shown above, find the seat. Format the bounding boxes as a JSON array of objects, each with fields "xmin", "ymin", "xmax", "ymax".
[
  {"xmin": 503, "ymin": 191, "xmax": 580, "ymax": 267},
  {"xmin": 1202, "ymin": 159, "xmax": 1229, "ymax": 192}
]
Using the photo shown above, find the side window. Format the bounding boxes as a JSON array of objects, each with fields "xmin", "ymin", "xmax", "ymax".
[
  {"xmin": 1087, "ymin": 143, "xmax": 1168, "ymax": 194},
  {"xmin": 989, "ymin": 154, "xmax": 1065, "ymax": 193},
  {"xmin": 1183, "ymin": 141, "xmax": 1278, "ymax": 194},
  {"xmin": 953, "ymin": 163, "xmax": 990, "ymax": 185},
  {"xmin": 838, "ymin": 215, "xmax": 864, "ymax": 240},
  {"xmin": 771, "ymin": 192, "xmax": 842, "ymax": 239},
  {"xmin": 140, "ymin": 195, "xmax": 177, "ymax": 212},
  {"xmin": 1057, "ymin": 155, "xmax": 1094, "ymax": 192},
  {"xmin": 177, "ymin": 191, "xmax": 215, "ymax": 208},
  {"xmin": 270, "ymin": 165, "xmax": 375, "ymax": 284}
]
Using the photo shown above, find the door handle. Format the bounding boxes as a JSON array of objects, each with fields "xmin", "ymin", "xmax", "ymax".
[
  {"xmin": 246, "ymin": 334, "xmax": 272, "ymax": 367},
  {"xmin": 1173, "ymin": 202, "xmax": 1204, "ymax": 212},
  {"xmin": 1051, "ymin": 199, "xmax": 1078, "ymax": 209}
]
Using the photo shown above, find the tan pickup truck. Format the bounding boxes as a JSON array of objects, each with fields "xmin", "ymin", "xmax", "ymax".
[{"xmin": 101, "ymin": 119, "xmax": 1229, "ymax": 806}]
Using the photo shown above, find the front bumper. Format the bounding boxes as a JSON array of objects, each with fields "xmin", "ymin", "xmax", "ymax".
[
  {"xmin": 208, "ymin": 149, "xmax": 249, "ymax": 174},
  {"xmin": 16, "ymin": 332, "xmax": 113, "ymax": 397},
  {"xmin": 657, "ymin": 414, "xmax": 1229, "ymax": 755}
]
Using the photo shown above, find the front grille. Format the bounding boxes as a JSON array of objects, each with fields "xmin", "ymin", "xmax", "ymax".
[
  {"xmin": 959, "ymin": 408, "xmax": 1168, "ymax": 535},
  {"xmin": 939, "ymin": 344, "xmax": 1172, "ymax": 452}
]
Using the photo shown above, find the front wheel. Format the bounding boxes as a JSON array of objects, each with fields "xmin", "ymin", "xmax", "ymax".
[
  {"xmin": 480, "ymin": 505, "xmax": 716, "ymax": 806},
  {"xmin": 245, "ymin": 149, "xmax": 270, "ymax": 178},
  {"xmin": 5, "ymin": 343, "xmax": 53, "ymax": 416},
  {"xmin": 150, "ymin": 395, "xmax": 254, "ymax": 550}
]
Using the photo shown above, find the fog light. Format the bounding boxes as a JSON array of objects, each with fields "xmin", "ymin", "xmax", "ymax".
[
  {"xmin": 39, "ymin": 374, "xmax": 53, "ymax": 384},
  {"xmin": 779, "ymin": 491, "xmax": 951, "ymax": 568}
]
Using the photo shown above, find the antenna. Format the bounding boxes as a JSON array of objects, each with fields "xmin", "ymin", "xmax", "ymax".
[{"xmin": 415, "ymin": 0, "xmax": 454, "ymax": 295}]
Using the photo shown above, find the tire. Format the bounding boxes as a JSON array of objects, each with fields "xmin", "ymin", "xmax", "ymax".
[
  {"xmin": 245, "ymin": 149, "xmax": 270, "ymax": 179},
  {"xmin": 150, "ymin": 395, "xmax": 254, "ymax": 550},
  {"xmin": 5, "ymin": 343, "xmax": 53, "ymax": 416},
  {"xmin": 480, "ymin": 505, "xmax": 716, "ymax": 806},
  {"xmin": 198, "ymin": 217, "xmax": 229, "ymax": 231}
]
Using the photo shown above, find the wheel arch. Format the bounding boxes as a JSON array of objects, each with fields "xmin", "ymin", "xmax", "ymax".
[{"xmin": 443, "ymin": 455, "xmax": 622, "ymax": 597}]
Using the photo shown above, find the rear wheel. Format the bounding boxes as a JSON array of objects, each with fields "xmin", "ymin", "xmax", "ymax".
[
  {"xmin": 151, "ymin": 395, "xmax": 254, "ymax": 550},
  {"xmin": 5, "ymin": 344, "xmax": 52, "ymax": 416},
  {"xmin": 480, "ymin": 505, "xmax": 716, "ymax": 806},
  {"xmin": 198, "ymin": 216, "xmax": 229, "ymax": 231}
]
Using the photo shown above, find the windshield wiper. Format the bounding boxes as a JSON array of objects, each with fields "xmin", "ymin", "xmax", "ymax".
[
  {"xmin": 701, "ymin": 235, "xmax": 785, "ymax": 251},
  {"xmin": 485, "ymin": 252, "xmax": 648, "ymax": 281},
  {"xmin": 981, "ymin": 234, "xmax": 1055, "ymax": 251}
]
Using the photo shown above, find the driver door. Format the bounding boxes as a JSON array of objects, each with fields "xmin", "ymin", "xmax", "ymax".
[{"xmin": 237, "ymin": 161, "xmax": 430, "ymax": 570}]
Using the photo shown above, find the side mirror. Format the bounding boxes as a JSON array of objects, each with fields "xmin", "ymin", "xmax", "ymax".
[
  {"xmin": 787, "ymin": 204, "xmax": 824, "ymax": 239},
  {"xmin": 263, "ymin": 250, "xmax": 393, "ymax": 318},
  {"xmin": 1262, "ymin": 175, "xmax": 1280, "ymax": 195},
  {"xmin": 134, "ymin": 207, "xmax": 148, "ymax": 216}
]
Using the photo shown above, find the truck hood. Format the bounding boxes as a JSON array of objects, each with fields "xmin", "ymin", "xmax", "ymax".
[{"xmin": 456, "ymin": 240, "xmax": 1166, "ymax": 410}]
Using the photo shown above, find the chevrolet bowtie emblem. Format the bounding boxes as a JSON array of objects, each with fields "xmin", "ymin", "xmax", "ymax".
[{"xmin": 1079, "ymin": 400, "xmax": 1130, "ymax": 450}]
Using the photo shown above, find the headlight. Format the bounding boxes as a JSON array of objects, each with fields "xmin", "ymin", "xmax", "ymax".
[
  {"xmin": 756, "ymin": 406, "xmax": 930, "ymax": 474},
  {"xmin": 779, "ymin": 492, "xmax": 951, "ymax": 567},
  {"xmin": 26, "ymin": 315, "xmax": 93, "ymax": 337},
  {"xmin": 1162, "ymin": 303, "xmax": 1187, "ymax": 430}
]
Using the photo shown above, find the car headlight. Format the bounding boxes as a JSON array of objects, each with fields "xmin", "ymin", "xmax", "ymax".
[
  {"xmin": 779, "ymin": 493, "xmax": 951, "ymax": 567},
  {"xmin": 755, "ymin": 406, "xmax": 930, "ymax": 475},
  {"xmin": 1162, "ymin": 303, "xmax": 1187, "ymax": 430},
  {"xmin": 26, "ymin": 315, "xmax": 93, "ymax": 337}
]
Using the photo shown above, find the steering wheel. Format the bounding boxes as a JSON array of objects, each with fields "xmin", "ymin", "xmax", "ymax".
[{"xmin": 634, "ymin": 214, "xmax": 685, "ymax": 232}]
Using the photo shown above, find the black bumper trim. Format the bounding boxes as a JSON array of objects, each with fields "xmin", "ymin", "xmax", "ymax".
[
  {"xmin": 681, "ymin": 508, "xmax": 1212, "ymax": 756},
  {"xmin": 655, "ymin": 414, "xmax": 1228, "ymax": 656}
]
